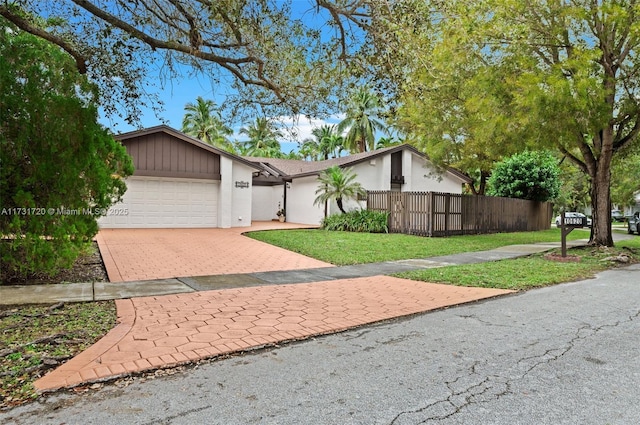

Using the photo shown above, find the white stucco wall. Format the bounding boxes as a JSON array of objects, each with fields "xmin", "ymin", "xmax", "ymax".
[
  {"xmin": 251, "ymin": 185, "xmax": 285, "ymax": 221},
  {"xmin": 350, "ymin": 156, "xmax": 391, "ymax": 192},
  {"xmin": 286, "ymin": 176, "xmax": 325, "ymax": 225},
  {"xmin": 217, "ymin": 158, "xmax": 256, "ymax": 228},
  {"xmin": 218, "ymin": 157, "xmax": 233, "ymax": 227},
  {"xmin": 349, "ymin": 151, "xmax": 464, "ymax": 195},
  {"xmin": 228, "ymin": 162, "xmax": 255, "ymax": 227},
  {"xmin": 409, "ymin": 154, "xmax": 464, "ymax": 194}
]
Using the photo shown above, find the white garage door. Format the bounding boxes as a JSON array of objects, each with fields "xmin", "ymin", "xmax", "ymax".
[{"xmin": 99, "ymin": 177, "xmax": 218, "ymax": 228}]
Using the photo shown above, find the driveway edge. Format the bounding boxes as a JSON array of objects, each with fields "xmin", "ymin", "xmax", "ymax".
[
  {"xmin": 34, "ymin": 299, "xmax": 136, "ymax": 392},
  {"xmin": 94, "ymin": 232, "xmax": 122, "ymax": 282}
]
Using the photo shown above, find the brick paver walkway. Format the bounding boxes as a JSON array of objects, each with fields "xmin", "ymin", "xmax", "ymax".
[
  {"xmin": 96, "ymin": 223, "xmax": 332, "ymax": 282},
  {"xmin": 35, "ymin": 276, "xmax": 512, "ymax": 392}
]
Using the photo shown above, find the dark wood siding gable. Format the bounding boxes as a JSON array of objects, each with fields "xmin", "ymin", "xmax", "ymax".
[{"xmin": 124, "ymin": 133, "xmax": 221, "ymax": 180}]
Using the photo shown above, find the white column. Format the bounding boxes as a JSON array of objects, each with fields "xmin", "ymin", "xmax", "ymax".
[{"xmin": 218, "ymin": 156, "xmax": 233, "ymax": 228}]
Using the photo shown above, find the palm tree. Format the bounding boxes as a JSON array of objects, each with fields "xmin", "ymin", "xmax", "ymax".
[
  {"xmin": 337, "ymin": 88, "xmax": 387, "ymax": 153},
  {"xmin": 182, "ymin": 97, "xmax": 234, "ymax": 151},
  {"xmin": 314, "ymin": 166, "xmax": 366, "ymax": 214},
  {"xmin": 300, "ymin": 125, "xmax": 344, "ymax": 161},
  {"xmin": 239, "ymin": 117, "xmax": 284, "ymax": 157},
  {"xmin": 298, "ymin": 139, "xmax": 321, "ymax": 161},
  {"xmin": 283, "ymin": 149, "xmax": 303, "ymax": 159},
  {"xmin": 375, "ymin": 136, "xmax": 402, "ymax": 150},
  {"xmin": 311, "ymin": 125, "xmax": 344, "ymax": 159},
  {"xmin": 325, "ymin": 133, "xmax": 345, "ymax": 158}
]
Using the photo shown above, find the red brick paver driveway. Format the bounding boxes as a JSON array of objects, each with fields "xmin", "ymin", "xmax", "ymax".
[
  {"xmin": 35, "ymin": 222, "xmax": 515, "ymax": 393},
  {"xmin": 96, "ymin": 222, "xmax": 332, "ymax": 282},
  {"xmin": 34, "ymin": 276, "xmax": 513, "ymax": 392}
]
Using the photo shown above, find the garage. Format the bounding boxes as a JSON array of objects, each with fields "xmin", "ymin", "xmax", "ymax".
[
  {"xmin": 98, "ymin": 177, "xmax": 218, "ymax": 228},
  {"xmin": 98, "ymin": 125, "xmax": 260, "ymax": 229}
]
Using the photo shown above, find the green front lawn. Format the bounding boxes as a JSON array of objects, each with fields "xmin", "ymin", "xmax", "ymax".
[
  {"xmin": 395, "ymin": 237, "xmax": 640, "ymax": 290},
  {"xmin": 247, "ymin": 228, "xmax": 591, "ymax": 265},
  {"xmin": 248, "ymin": 227, "xmax": 638, "ymax": 291}
]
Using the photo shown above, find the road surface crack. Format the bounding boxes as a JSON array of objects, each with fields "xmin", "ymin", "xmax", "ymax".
[{"xmin": 389, "ymin": 310, "xmax": 639, "ymax": 424}]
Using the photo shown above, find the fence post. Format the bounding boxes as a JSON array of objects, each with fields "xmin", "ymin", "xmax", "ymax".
[
  {"xmin": 444, "ymin": 193, "xmax": 450, "ymax": 236},
  {"xmin": 402, "ymin": 192, "xmax": 408, "ymax": 234},
  {"xmin": 461, "ymin": 194, "xmax": 466, "ymax": 235},
  {"xmin": 430, "ymin": 192, "xmax": 435, "ymax": 237}
]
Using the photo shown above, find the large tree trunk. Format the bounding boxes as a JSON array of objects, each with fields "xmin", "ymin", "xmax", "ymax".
[
  {"xmin": 589, "ymin": 168, "xmax": 613, "ymax": 246},
  {"xmin": 587, "ymin": 129, "xmax": 615, "ymax": 247}
]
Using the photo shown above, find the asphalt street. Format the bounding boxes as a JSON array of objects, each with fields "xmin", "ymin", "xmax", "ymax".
[{"xmin": 4, "ymin": 264, "xmax": 639, "ymax": 425}]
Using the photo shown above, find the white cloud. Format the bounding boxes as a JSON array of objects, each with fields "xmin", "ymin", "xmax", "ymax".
[{"xmin": 276, "ymin": 115, "xmax": 343, "ymax": 144}]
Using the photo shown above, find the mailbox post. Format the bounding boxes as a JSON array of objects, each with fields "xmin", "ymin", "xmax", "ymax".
[{"xmin": 560, "ymin": 212, "xmax": 586, "ymax": 257}]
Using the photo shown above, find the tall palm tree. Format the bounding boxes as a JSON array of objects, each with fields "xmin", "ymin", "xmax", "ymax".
[
  {"xmin": 314, "ymin": 166, "xmax": 366, "ymax": 214},
  {"xmin": 239, "ymin": 117, "xmax": 284, "ymax": 157},
  {"xmin": 181, "ymin": 97, "xmax": 234, "ymax": 151},
  {"xmin": 311, "ymin": 125, "xmax": 344, "ymax": 159},
  {"xmin": 300, "ymin": 125, "xmax": 344, "ymax": 161},
  {"xmin": 325, "ymin": 133, "xmax": 345, "ymax": 158},
  {"xmin": 337, "ymin": 88, "xmax": 387, "ymax": 153},
  {"xmin": 298, "ymin": 138, "xmax": 321, "ymax": 161}
]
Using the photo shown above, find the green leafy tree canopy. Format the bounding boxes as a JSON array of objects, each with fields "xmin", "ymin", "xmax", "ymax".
[
  {"xmin": 367, "ymin": 0, "xmax": 640, "ymax": 246},
  {"xmin": 0, "ymin": 1, "xmax": 370, "ymax": 121}
]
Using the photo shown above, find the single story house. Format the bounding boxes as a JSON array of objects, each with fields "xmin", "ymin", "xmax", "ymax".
[{"xmin": 99, "ymin": 126, "xmax": 470, "ymax": 228}]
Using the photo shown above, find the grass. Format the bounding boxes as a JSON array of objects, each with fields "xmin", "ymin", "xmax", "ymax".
[
  {"xmin": 0, "ymin": 301, "xmax": 116, "ymax": 408},
  {"xmin": 395, "ymin": 236, "xmax": 640, "ymax": 290},
  {"xmin": 247, "ymin": 227, "xmax": 591, "ymax": 265}
]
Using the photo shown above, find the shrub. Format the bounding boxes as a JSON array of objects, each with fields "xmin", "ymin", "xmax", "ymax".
[
  {"xmin": 321, "ymin": 209, "xmax": 389, "ymax": 233},
  {"xmin": 0, "ymin": 22, "xmax": 133, "ymax": 281},
  {"xmin": 488, "ymin": 150, "xmax": 560, "ymax": 202}
]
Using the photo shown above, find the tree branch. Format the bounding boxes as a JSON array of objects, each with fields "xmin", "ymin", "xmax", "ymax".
[
  {"xmin": 317, "ymin": 0, "xmax": 347, "ymax": 59},
  {"xmin": 0, "ymin": 6, "xmax": 87, "ymax": 73},
  {"xmin": 70, "ymin": 0, "xmax": 283, "ymax": 99},
  {"xmin": 558, "ymin": 144, "xmax": 588, "ymax": 175},
  {"xmin": 613, "ymin": 114, "xmax": 640, "ymax": 151}
]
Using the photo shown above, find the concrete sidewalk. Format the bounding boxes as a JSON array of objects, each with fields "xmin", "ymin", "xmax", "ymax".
[{"xmin": 0, "ymin": 240, "xmax": 588, "ymax": 305}]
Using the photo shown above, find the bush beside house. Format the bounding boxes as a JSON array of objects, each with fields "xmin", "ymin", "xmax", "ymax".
[{"xmin": 0, "ymin": 22, "xmax": 133, "ymax": 281}]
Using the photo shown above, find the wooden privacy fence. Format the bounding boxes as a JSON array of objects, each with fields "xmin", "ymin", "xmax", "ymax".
[{"xmin": 367, "ymin": 191, "xmax": 553, "ymax": 237}]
